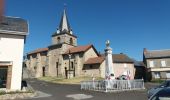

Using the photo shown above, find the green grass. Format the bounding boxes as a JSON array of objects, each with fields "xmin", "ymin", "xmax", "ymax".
[
  {"xmin": 151, "ymin": 79, "xmax": 165, "ymax": 84},
  {"xmin": 38, "ymin": 76, "xmax": 104, "ymax": 84}
]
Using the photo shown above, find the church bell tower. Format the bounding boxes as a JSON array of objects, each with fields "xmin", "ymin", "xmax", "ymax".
[{"xmin": 51, "ymin": 9, "xmax": 77, "ymax": 46}]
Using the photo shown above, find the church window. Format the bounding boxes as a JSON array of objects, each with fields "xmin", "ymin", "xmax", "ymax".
[
  {"xmin": 57, "ymin": 37, "xmax": 61, "ymax": 43},
  {"xmin": 70, "ymin": 38, "xmax": 73, "ymax": 45}
]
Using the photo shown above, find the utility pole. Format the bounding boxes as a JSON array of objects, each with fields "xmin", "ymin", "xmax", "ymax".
[
  {"xmin": 0, "ymin": 0, "xmax": 4, "ymax": 22},
  {"xmin": 68, "ymin": 50, "xmax": 71, "ymax": 78}
]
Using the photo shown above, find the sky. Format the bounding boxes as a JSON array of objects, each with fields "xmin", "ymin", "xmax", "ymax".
[{"xmin": 4, "ymin": 0, "xmax": 170, "ymax": 60}]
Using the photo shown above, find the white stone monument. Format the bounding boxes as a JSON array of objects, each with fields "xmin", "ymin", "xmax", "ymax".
[{"xmin": 105, "ymin": 40, "xmax": 115, "ymax": 80}]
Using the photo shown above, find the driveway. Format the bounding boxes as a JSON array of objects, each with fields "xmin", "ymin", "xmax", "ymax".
[{"xmin": 25, "ymin": 79, "xmax": 155, "ymax": 100}]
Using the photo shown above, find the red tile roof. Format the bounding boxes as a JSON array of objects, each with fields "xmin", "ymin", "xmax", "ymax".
[
  {"xmin": 27, "ymin": 48, "xmax": 48, "ymax": 55},
  {"xmin": 64, "ymin": 44, "xmax": 93, "ymax": 54},
  {"xmin": 84, "ymin": 57, "xmax": 105, "ymax": 64},
  {"xmin": 84, "ymin": 54, "xmax": 133, "ymax": 65}
]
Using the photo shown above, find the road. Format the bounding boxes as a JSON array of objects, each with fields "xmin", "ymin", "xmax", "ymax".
[{"xmin": 25, "ymin": 79, "xmax": 153, "ymax": 100}]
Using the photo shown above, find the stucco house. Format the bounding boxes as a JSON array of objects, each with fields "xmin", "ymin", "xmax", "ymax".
[
  {"xmin": 84, "ymin": 54, "xmax": 135, "ymax": 79},
  {"xmin": 143, "ymin": 48, "xmax": 170, "ymax": 80},
  {"xmin": 0, "ymin": 16, "xmax": 28, "ymax": 90}
]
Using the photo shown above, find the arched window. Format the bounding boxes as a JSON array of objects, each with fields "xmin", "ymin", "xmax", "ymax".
[
  {"xmin": 70, "ymin": 38, "xmax": 73, "ymax": 45},
  {"xmin": 57, "ymin": 37, "xmax": 61, "ymax": 43}
]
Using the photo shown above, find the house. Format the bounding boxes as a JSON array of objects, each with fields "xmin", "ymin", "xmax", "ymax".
[
  {"xmin": 143, "ymin": 48, "xmax": 170, "ymax": 80},
  {"xmin": 83, "ymin": 53, "xmax": 135, "ymax": 79},
  {"xmin": 0, "ymin": 16, "xmax": 28, "ymax": 90},
  {"xmin": 84, "ymin": 53, "xmax": 135, "ymax": 79}
]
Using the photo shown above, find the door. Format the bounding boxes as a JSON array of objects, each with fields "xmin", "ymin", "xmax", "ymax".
[
  {"xmin": 0, "ymin": 66, "xmax": 8, "ymax": 88},
  {"xmin": 42, "ymin": 67, "xmax": 45, "ymax": 77},
  {"xmin": 56, "ymin": 62, "xmax": 59, "ymax": 76}
]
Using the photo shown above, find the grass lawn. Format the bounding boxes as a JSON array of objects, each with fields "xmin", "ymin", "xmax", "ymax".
[
  {"xmin": 38, "ymin": 76, "xmax": 104, "ymax": 84},
  {"xmin": 150, "ymin": 79, "xmax": 165, "ymax": 84}
]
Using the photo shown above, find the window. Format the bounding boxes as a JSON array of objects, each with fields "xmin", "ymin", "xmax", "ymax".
[
  {"xmin": 154, "ymin": 72, "xmax": 160, "ymax": 79},
  {"xmin": 150, "ymin": 61, "xmax": 154, "ymax": 67},
  {"xmin": 161, "ymin": 61, "xmax": 166, "ymax": 67},
  {"xmin": 70, "ymin": 38, "xmax": 73, "ymax": 45},
  {"xmin": 57, "ymin": 37, "xmax": 61, "ymax": 43}
]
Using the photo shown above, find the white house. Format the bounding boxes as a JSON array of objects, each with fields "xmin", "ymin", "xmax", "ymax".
[{"xmin": 0, "ymin": 16, "xmax": 28, "ymax": 90}]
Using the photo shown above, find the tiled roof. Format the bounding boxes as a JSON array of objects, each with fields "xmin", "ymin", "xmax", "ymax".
[
  {"xmin": 112, "ymin": 54, "xmax": 134, "ymax": 63},
  {"xmin": 84, "ymin": 54, "xmax": 133, "ymax": 65},
  {"xmin": 27, "ymin": 48, "xmax": 48, "ymax": 55},
  {"xmin": 0, "ymin": 16, "xmax": 28, "ymax": 35},
  {"xmin": 84, "ymin": 57, "xmax": 105, "ymax": 64},
  {"xmin": 63, "ymin": 44, "xmax": 93, "ymax": 54},
  {"xmin": 144, "ymin": 49, "xmax": 170, "ymax": 58}
]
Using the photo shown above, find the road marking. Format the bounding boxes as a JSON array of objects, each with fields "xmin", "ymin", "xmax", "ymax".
[
  {"xmin": 32, "ymin": 91, "xmax": 52, "ymax": 98},
  {"xmin": 66, "ymin": 94, "xmax": 93, "ymax": 100}
]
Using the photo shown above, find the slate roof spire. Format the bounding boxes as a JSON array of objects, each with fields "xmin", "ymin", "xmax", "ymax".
[{"xmin": 57, "ymin": 8, "xmax": 73, "ymax": 34}]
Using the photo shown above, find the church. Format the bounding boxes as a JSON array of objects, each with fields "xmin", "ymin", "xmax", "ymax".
[{"xmin": 25, "ymin": 9, "xmax": 135, "ymax": 79}]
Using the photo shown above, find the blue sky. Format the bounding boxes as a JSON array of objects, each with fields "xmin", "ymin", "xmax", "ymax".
[{"xmin": 5, "ymin": 0, "xmax": 170, "ymax": 60}]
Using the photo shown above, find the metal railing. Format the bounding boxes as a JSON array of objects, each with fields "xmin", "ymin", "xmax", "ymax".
[{"xmin": 81, "ymin": 79, "xmax": 145, "ymax": 92}]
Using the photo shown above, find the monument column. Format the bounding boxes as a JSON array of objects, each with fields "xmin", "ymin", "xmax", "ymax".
[{"xmin": 105, "ymin": 40, "xmax": 114, "ymax": 80}]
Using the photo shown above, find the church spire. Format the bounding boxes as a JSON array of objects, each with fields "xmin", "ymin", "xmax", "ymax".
[{"xmin": 57, "ymin": 8, "xmax": 73, "ymax": 34}]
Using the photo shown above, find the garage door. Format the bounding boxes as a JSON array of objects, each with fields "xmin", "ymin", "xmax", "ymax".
[{"xmin": 166, "ymin": 72, "xmax": 170, "ymax": 78}]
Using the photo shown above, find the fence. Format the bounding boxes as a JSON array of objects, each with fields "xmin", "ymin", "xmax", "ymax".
[{"xmin": 81, "ymin": 79, "xmax": 145, "ymax": 92}]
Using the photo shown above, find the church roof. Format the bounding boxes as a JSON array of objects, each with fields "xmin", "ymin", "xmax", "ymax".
[
  {"xmin": 53, "ymin": 9, "xmax": 74, "ymax": 36},
  {"xmin": 63, "ymin": 44, "xmax": 98, "ymax": 55},
  {"xmin": 58, "ymin": 9, "xmax": 71, "ymax": 33},
  {"xmin": 27, "ymin": 48, "xmax": 48, "ymax": 55},
  {"xmin": 0, "ymin": 16, "xmax": 28, "ymax": 35}
]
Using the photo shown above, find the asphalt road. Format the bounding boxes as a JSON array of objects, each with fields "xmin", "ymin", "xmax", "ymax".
[{"xmin": 25, "ymin": 79, "xmax": 152, "ymax": 100}]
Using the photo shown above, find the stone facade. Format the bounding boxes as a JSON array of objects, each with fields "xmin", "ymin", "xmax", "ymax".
[{"xmin": 26, "ymin": 48, "xmax": 48, "ymax": 78}]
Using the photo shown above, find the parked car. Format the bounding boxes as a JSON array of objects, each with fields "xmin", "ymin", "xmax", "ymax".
[
  {"xmin": 148, "ymin": 80, "xmax": 170, "ymax": 99},
  {"xmin": 149, "ymin": 87, "xmax": 170, "ymax": 100},
  {"xmin": 116, "ymin": 75, "xmax": 128, "ymax": 80}
]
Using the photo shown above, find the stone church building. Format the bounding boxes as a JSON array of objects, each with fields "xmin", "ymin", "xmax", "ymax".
[{"xmin": 25, "ymin": 9, "xmax": 135, "ymax": 79}]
